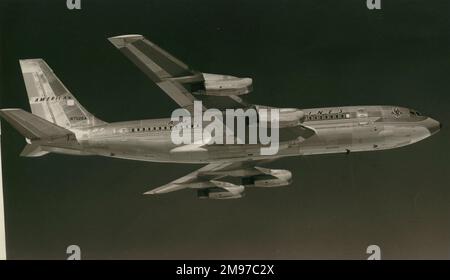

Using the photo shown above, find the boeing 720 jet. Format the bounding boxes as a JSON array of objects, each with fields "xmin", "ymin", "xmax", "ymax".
[{"xmin": 0, "ymin": 35, "xmax": 441, "ymax": 199}]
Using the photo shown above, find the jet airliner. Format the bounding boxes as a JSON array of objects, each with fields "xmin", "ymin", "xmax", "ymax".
[{"xmin": 0, "ymin": 35, "xmax": 441, "ymax": 199}]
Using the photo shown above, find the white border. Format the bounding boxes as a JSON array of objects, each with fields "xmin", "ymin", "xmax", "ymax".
[{"xmin": 0, "ymin": 122, "xmax": 6, "ymax": 260}]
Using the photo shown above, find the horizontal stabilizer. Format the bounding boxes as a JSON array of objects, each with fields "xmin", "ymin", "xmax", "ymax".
[
  {"xmin": 20, "ymin": 144, "xmax": 49, "ymax": 157},
  {"xmin": 0, "ymin": 109, "xmax": 74, "ymax": 140}
]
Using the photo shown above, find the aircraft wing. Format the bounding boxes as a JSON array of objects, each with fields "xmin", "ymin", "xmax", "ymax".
[
  {"xmin": 108, "ymin": 34, "xmax": 251, "ymax": 112},
  {"xmin": 144, "ymin": 162, "xmax": 228, "ymax": 195},
  {"xmin": 144, "ymin": 159, "xmax": 279, "ymax": 197}
]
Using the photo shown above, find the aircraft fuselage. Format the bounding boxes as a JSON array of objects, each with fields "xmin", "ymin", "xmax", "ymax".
[{"xmin": 62, "ymin": 105, "xmax": 440, "ymax": 163}]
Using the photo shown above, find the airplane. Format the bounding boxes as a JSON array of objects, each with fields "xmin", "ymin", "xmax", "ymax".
[{"xmin": 0, "ymin": 34, "xmax": 441, "ymax": 199}]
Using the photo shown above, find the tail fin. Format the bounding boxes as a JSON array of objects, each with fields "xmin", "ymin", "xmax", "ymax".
[
  {"xmin": 19, "ymin": 59, "xmax": 105, "ymax": 129},
  {"xmin": 0, "ymin": 109, "xmax": 74, "ymax": 141}
]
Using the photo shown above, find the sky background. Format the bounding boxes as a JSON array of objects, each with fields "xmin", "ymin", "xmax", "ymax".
[{"xmin": 0, "ymin": 0, "xmax": 449, "ymax": 259}]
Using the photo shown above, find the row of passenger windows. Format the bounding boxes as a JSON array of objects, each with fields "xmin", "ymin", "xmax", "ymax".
[
  {"xmin": 305, "ymin": 113, "xmax": 350, "ymax": 121},
  {"xmin": 130, "ymin": 124, "xmax": 200, "ymax": 133},
  {"xmin": 128, "ymin": 113, "xmax": 351, "ymax": 132}
]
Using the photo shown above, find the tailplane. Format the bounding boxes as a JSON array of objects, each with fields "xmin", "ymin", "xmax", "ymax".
[
  {"xmin": 0, "ymin": 109, "xmax": 77, "ymax": 157},
  {"xmin": 20, "ymin": 143, "xmax": 49, "ymax": 157},
  {"xmin": 0, "ymin": 109, "xmax": 74, "ymax": 140},
  {"xmin": 19, "ymin": 59, "xmax": 105, "ymax": 129}
]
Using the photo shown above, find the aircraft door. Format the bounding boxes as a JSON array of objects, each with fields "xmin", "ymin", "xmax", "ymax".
[
  {"xmin": 356, "ymin": 109, "xmax": 369, "ymax": 125},
  {"xmin": 354, "ymin": 108, "xmax": 378, "ymax": 147}
]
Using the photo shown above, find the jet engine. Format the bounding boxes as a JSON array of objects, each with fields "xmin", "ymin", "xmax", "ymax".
[
  {"xmin": 197, "ymin": 180, "xmax": 245, "ymax": 199},
  {"xmin": 257, "ymin": 107, "xmax": 305, "ymax": 128},
  {"xmin": 194, "ymin": 73, "xmax": 253, "ymax": 96},
  {"xmin": 242, "ymin": 168, "xmax": 292, "ymax": 188}
]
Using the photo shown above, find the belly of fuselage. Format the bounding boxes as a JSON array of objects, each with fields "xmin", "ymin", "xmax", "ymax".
[{"xmin": 81, "ymin": 117, "xmax": 428, "ymax": 163}]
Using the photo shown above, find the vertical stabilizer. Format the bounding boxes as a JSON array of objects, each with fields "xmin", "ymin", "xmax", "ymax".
[{"xmin": 19, "ymin": 59, "xmax": 105, "ymax": 129}]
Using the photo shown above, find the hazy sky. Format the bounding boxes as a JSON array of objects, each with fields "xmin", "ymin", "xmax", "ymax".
[{"xmin": 0, "ymin": 0, "xmax": 449, "ymax": 259}]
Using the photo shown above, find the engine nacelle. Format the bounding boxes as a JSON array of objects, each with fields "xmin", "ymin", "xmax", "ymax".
[
  {"xmin": 196, "ymin": 73, "xmax": 253, "ymax": 96},
  {"xmin": 257, "ymin": 107, "xmax": 305, "ymax": 128},
  {"xmin": 197, "ymin": 181, "xmax": 245, "ymax": 199},
  {"xmin": 243, "ymin": 168, "xmax": 292, "ymax": 188}
]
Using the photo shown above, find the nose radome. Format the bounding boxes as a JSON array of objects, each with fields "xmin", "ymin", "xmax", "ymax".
[{"xmin": 425, "ymin": 118, "xmax": 441, "ymax": 135}]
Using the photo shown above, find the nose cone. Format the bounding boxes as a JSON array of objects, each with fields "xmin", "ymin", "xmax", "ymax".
[{"xmin": 424, "ymin": 118, "xmax": 441, "ymax": 135}]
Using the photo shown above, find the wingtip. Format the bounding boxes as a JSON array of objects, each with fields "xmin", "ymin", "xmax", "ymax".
[
  {"xmin": 143, "ymin": 191, "xmax": 155, "ymax": 195},
  {"xmin": 109, "ymin": 34, "xmax": 143, "ymax": 38},
  {"xmin": 143, "ymin": 186, "xmax": 172, "ymax": 195},
  {"xmin": 108, "ymin": 34, "xmax": 144, "ymax": 48},
  {"xmin": 143, "ymin": 188, "xmax": 160, "ymax": 195}
]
